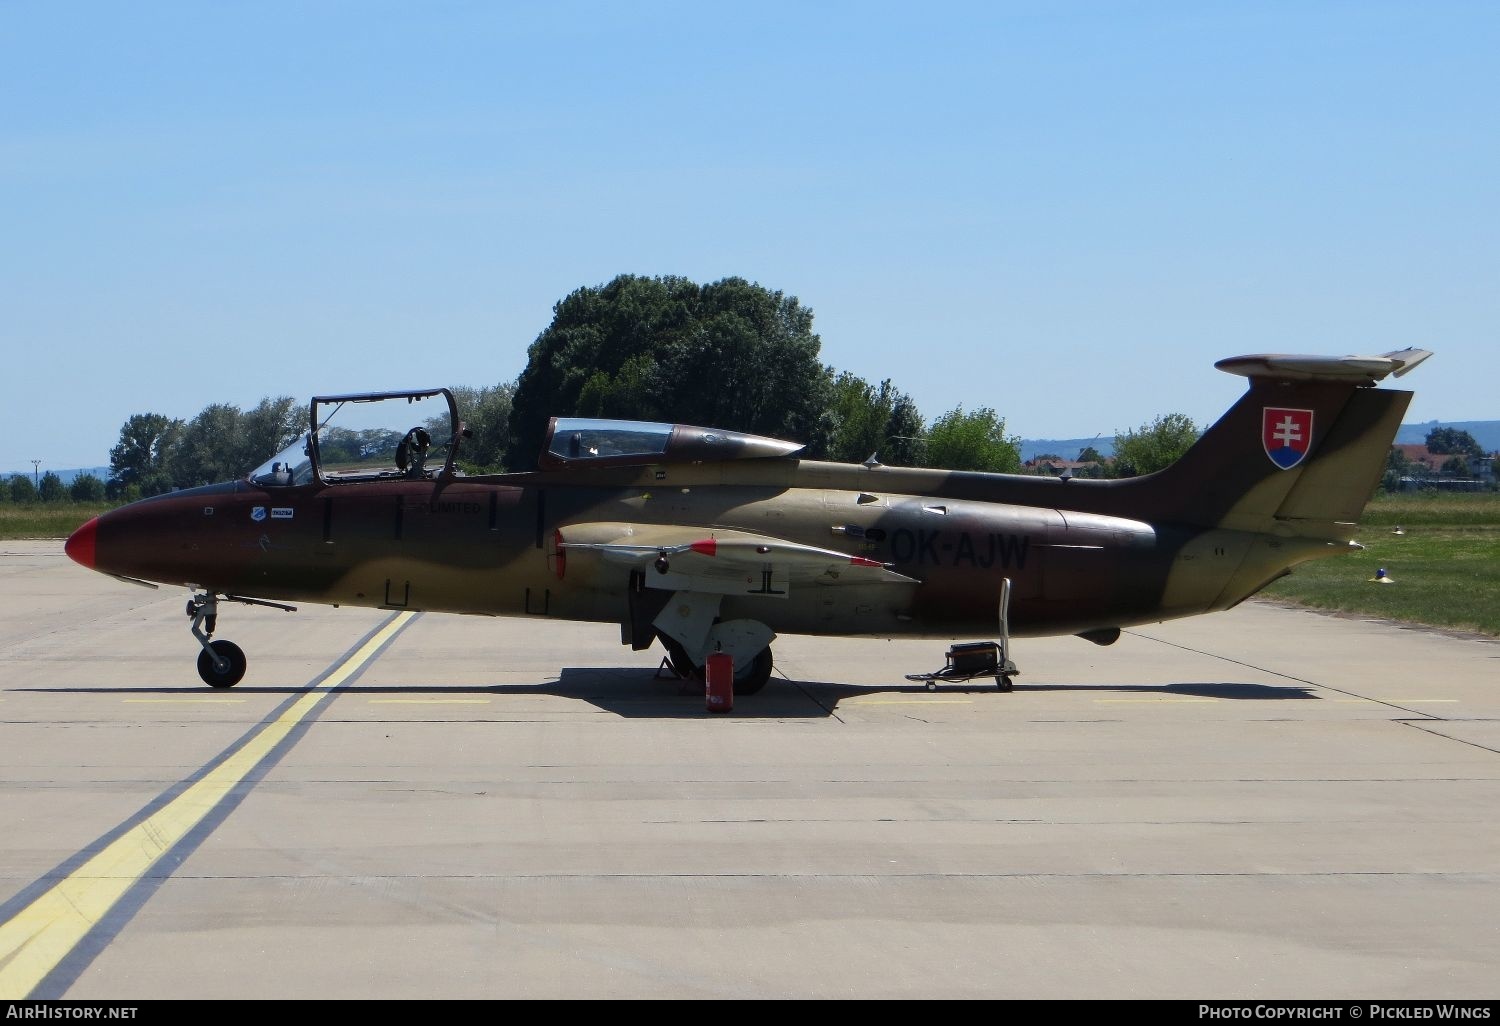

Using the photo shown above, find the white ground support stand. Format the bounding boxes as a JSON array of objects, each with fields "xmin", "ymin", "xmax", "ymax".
[{"xmin": 904, "ymin": 578, "xmax": 1019, "ymax": 691}]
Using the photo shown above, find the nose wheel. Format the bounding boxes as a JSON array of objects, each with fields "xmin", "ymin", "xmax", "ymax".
[
  {"xmin": 186, "ymin": 592, "xmax": 296, "ymax": 688},
  {"xmin": 197, "ymin": 639, "xmax": 247, "ymax": 688}
]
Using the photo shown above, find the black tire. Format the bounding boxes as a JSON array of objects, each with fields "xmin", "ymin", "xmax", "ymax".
[
  {"xmin": 197, "ymin": 640, "xmax": 247, "ymax": 688},
  {"xmin": 657, "ymin": 632, "xmax": 774, "ymax": 696},
  {"xmin": 733, "ymin": 646, "xmax": 774, "ymax": 696}
]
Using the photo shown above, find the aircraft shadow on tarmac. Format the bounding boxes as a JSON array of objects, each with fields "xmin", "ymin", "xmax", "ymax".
[
  {"xmin": 493, "ymin": 673, "xmax": 1316, "ymax": 718},
  {"xmin": 22, "ymin": 674, "xmax": 1317, "ymax": 718}
]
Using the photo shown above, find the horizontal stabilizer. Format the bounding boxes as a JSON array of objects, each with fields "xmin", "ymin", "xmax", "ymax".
[{"xmin": 1215, "ymin": 348, "xmax": 1432, "ymax": 385}]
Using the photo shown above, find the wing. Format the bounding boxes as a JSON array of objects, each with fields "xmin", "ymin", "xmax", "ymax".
[{"xmin": 555, "ymin": 522, "xmax": 919, "ymax": 597}]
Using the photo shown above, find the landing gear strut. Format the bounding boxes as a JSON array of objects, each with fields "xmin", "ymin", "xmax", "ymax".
[
  {"xmin": 186, "ymin": 592, "xmax": 297, "ymax": 688},
  {"xmin": 188, "ymin": 594, "xmax": 243, "ymax": 688}
]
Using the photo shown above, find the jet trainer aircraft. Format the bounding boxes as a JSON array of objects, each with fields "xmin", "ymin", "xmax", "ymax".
[{"xmin": 65, "ymin": 348, "xmax": 1431, "ymax": 695}]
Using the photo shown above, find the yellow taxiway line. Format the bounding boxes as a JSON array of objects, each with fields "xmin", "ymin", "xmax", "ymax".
[{"xmin": 0, "ymin": 611, "xmax": 416, "ymax": 1000}]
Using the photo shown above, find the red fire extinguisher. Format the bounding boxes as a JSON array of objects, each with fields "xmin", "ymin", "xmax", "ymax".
[{"xmin": 704, "ymin": 651, "xmax": 734, "ymax": 714}]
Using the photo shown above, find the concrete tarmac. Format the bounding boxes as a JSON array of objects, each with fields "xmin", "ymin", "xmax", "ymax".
[{"xmin": 2, "ymin": 540, "xmax": 1498, "ymax": 1001}]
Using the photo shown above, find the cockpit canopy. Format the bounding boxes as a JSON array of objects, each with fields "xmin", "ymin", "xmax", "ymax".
[
  {"xmin": 249, "ymin": 388, "xmax": 460, "ymax": 486},
  {"xmin": 536, "ymin": 417, "xmax": 805, "ymax": 469}
]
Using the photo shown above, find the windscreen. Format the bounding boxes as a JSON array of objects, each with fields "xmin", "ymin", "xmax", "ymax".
[{"xmin": 248, "ymin": 436, "xmax": 315, "ymax": 487}]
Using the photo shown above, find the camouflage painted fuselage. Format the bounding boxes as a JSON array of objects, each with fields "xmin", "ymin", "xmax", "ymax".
[{"xmin": 78, "ymin": 368, "xmax": 1413, "ymax": 645}]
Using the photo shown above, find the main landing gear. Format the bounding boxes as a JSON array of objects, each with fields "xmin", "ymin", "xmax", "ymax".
[
  {"xmin": 186, "ymin": 593, "xmax": 297, "ymax": 688},
  {"xmin": 656, "ymin": 631, "xmax": 775, "ymax": 696}
]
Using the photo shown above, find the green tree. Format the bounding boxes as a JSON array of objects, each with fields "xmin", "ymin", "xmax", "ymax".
[
  {"xmin": 448, "ymin": 383, "xmax": 516, "ymax": 473},
  {"xmin": 1078, "ymin": 445, "xmax": 1105, "ymax": 463},
  {"xmin": 1112, "ymin": 412, "xmax": 1201, "ymax": 477},
  {"xmin": 1441, "ymin": 454, "xmax": 1470, "ymax": 476},
  {"xmin": 130, "ymin": 397, "xmax": 304, "ymax": 490},
  {"xmin": 9, "ymin": 474, "xmax": 38, "ymax": 503},
  {"xmin": 918, "ymin": 406, "xmax": 1022, "ymax": 472},
  {"xmin": 1382, "ymin": 446, "xmax": 1411, "ymax": 492},
  {"xmin": 825, "ymin": 372, "xmax": 925, "ymax": 466},
  {"xmin": 106, "ymin": 480, "xmax": 141, "ymax": 502},
  {"xmin": 37, "ymin": 471, "xmax": 66, "ymax": 502},
  {"xmin": 110, "ymin": 413, "xmax": 183, "ymax": 497},
  {"xmin": 241, "ymin": 397, "xmax": 306, "ymax": 466},
  {"xmin": 70, "ymin": 473, "xmax": 107, "ymax": 502},
  {"xmin": 169, "ymin": 403, "xmax": 246, "ymax": 487},
  {"xmin": 1425, "ymin": 427, "xmax": 1482, "ymax": 457},
  {"xmin": 169, "ymin": 398, "xmax": 304, "ymax": 488},
  {"xmin": 507, "ymin": 274, "xmax": 834, "ymax": 467}
]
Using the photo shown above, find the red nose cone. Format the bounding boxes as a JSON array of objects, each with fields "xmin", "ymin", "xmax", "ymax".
[{"xmin": 65, "ymin": 516, "xmax": 98, "ymax": 569}]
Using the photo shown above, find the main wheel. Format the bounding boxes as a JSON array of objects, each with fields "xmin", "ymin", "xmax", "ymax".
[
  {"xmin": 732, "ymin": 646, "xmax": 774, "ymax": 695},
  {"xmin": 657, "ymin": 633, "xmax": 774, "ymax": 696},
  {"xmin": 197, "ymin": 639, "xmax": 247, "ymax": 688}
]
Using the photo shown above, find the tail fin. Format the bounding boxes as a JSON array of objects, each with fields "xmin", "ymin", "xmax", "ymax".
[{"xmin": 1132, "ymin": 349, "xmax": 1431, "ymax": 541}]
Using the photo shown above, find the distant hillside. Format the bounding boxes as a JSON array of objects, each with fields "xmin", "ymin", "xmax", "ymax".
[{"xmin": 1394, "ymin": 421, "xmax": 1500, "ymax": 451}]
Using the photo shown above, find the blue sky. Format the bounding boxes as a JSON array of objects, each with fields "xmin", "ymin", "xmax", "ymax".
[{"xmin": 3, "ymin": 1, "xmax": 1496, "ymax": 472}]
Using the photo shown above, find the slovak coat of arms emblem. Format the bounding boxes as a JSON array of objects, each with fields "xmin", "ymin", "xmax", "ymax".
[{"xmin": 1262, "ymin": 407, "xmax": 1314, "ymax": 469}]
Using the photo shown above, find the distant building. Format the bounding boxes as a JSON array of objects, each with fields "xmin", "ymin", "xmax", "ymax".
[
  {"xmin": 1477, "ymin": 452, "xmax": 1496, "ymax": 484},
  {"xmin": 1390, "ymin": 444, "xmax": 1495, "ymax": 492},
  {"xmin": 1393, "ymin": 444, "xmax": 1443, "ymax": 473}
]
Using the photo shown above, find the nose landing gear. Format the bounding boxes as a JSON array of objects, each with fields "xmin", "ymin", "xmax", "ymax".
[
  {"xmin": 186, "ymin": 593, "xmax": 297, "ymax": 688},
  {"xmin": 188, "ymin": 595, "xmax": 243, "ymax": 688}
]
